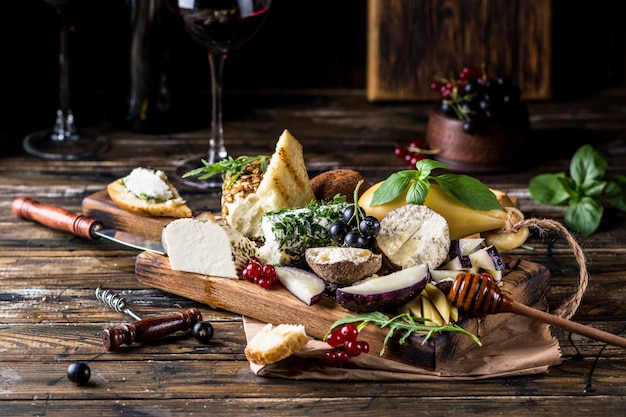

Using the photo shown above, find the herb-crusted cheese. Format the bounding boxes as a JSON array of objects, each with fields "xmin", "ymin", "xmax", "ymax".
[
  {"xmin": 163, "ymin": 218, "xmax": 257, "ymax": 279},
  {"xmin": 123, "ymin": 167, "xmax": 183, "ymax": 204},
  {"xmin": 257, "ymin": 201, "xmax": 349, "ymax": 266}
]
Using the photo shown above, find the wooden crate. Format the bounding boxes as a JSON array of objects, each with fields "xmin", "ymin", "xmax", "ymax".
[{"xmin": 367, "ymin": 0, "xmax": 552, "ymax": 101}]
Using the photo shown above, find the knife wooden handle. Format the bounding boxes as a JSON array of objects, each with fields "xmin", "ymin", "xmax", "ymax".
[
  {"xmin": 12, "ymin": 197, "xmax": 101, "ymax": 240},
  {"xmin": 101, "ymin": 308, "xmax": 203, "ymax": 351}
]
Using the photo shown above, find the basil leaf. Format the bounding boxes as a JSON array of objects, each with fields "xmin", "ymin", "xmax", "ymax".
[
  {"xmin": 570, "ymin": 144, "xmax": 607, "ymax": 189},
  {"xmin": 582, "ymin": 179, "xmax": 606, "ymax": 197},
  {"xmin": 558, "ymin": 176, "xmax": 579, "ymax": 199},
  {"xmin": 528, "ymin": 173, "xmax": 570, "ymax": 205},
  {"xmin": 565, "ymin": 196, "xmax": 603, "ymax": 236},
  {"xmin": 604, "ymin": 175, "xmax": 626, "ymax": 212},
  {"xmin": 415, "ymin": 159, "xmax": 450, "ymax": 179},
  {"xmin": 433, "ymin": 174, "xmax": 502, "ymax": 211},
  {"xmin": 406, "ymin": 179, "xmax": 430, "ymax": 205},
  {"xmin": 370, "ymin": 170, "xmax": 415, "ymax": 206}
]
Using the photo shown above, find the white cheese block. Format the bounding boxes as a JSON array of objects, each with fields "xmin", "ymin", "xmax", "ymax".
[
  {"xmin": 162, "ymin": 218, "xmax": 257, "ymax": 278},
  {"xmin": 376, "ymin": 204, "xmax": 450, "ymax": 270}
]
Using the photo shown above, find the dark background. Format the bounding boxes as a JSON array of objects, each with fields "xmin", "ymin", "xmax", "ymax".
[{"xmin": 1, "ymin": 0, "xmax": 624, "ymax": 147}]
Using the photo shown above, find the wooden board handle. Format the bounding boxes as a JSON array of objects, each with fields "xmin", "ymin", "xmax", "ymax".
[
  {"xmin": 101, "ymin": 308, "xmax": 203, "ymax": 351},
  {"xmin": 12, "ymin": 197, "xmax": 101, "ymax": 240}
]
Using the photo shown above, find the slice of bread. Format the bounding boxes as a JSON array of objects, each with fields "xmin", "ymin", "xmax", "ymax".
[
  {"xmin": 107, "ymin": 167, "xmax": 192, "ymax": 218},
  {"xmin": 223, "ymin": 130, "xmax": 316, "ymax": 238},
  {"xmin": 244, "ymin": 323, "xmax": 310, "ymax": 365}
]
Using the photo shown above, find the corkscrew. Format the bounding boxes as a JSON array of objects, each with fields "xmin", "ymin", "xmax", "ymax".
[{"xmin": 94, "ymin": 286, "xmax": 202, "ymax": 351}]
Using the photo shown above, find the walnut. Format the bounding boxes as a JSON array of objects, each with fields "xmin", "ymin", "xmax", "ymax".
[{"xmin": 221, "ymin": 160, "xmax": 265, "ymax": 220}]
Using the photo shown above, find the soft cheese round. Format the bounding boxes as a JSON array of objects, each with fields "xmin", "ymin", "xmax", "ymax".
[{"xmin": 376, "ymin": 204, "xmax": 450, "ymax": 270}]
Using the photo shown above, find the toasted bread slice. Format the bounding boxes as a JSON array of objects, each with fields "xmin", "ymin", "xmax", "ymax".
[
  {"xmin": 107, "ymin": 168, "xmax": 192, "ymax": 218},
  {"xmin": 223, "ymin": 130, "xmax": 315, "ymax": 237},
  {"xmin": 244, "ymin": 323, "xmax": 310, "ymax": 365}
]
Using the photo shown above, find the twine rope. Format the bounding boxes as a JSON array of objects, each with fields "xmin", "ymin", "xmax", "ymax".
[{"xmin": 502, "ymin": 207, "xmax": 589, "ymax": 320}]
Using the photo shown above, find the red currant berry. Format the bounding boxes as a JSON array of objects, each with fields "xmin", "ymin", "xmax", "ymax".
[
  {"xmin": 344, "ymin": 340, "xmax": 362, "ymax": 357},
  {"xmin": 262, "ymin": 264, "xmax": 276, "ymax": 279},
  {"xmin": 394, "ymin": 146, "xmax": 408, "ymax": 159},
  {"xmin": 357, "ymin": 340, "xmax": 370, "ymax": 354},
  {"xmin": 339, "ymin": 323, "xmax": 359, "ymax": 342},
  {"xmin": 324, "ymin": 350, "xmax": 338, "ymax": 365},
  {"xmin": 325, "ymin": 330, "xmax": 344, "ymax": 348},
  {"xmin": 430, "ymin": 81, "xmax": 442, "ymax": 91},
  {"xmin": 335, "ymin": 349, "xmax": 350, "ymax": 365},
  {"xmin": 257, "ymin": 277, "xmax": 272, "ymax": 289},
  {"xmin": 409, "ymin": 154, "xmax": 424, "ymax": 168},
  {"xmin": 243, "ymin": 261, "xmax": 262, "ymax": 282},
  {"xmin": 408, "ymin": 138, "xmax": 424, "ymax": 150}
]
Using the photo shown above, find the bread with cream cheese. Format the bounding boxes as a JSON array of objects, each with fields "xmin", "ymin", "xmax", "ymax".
[{"xmin": 107, "ymin": 167, "xmax": 192, "ymax": 218}]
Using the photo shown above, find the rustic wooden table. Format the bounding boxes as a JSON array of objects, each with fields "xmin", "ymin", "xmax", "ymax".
[{"xmin": 1, "ymin": 92, "xmax": 626, "ymax": 416}]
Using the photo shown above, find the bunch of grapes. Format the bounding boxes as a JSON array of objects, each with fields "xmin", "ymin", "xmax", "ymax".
[
  {"xmin": 329, "ymin": 203, "xmax": 380, "ymax": 249},
  {"xmin": 431, "ymin": 64, "xmax": 523, "ymax": 133},
  {"xmin": 324, "ymin": 323, "xmax": 370, "ymax": 366},
  {"xmin": 242, "ymin": 260, "xmax": 278, "ymax": 289}
]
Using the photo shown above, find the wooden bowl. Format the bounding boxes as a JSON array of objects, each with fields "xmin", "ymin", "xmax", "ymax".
[{"xmin": 425, "ymin": 105, "xmax": 529, "ymax": 172}]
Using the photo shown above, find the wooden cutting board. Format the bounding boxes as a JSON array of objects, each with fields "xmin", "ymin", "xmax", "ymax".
[
  {"xmin": 135, "ymin": 252, "xmax": 550, "ymax": 369},
  {"xmin": 82, "ymin": 190, "xmax": 186, "ymax": 242}
]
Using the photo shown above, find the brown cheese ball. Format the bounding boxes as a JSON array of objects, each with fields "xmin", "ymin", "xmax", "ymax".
[{"xmin": 309, "ymin": 169, "xmax": 371, "ymax": 203}]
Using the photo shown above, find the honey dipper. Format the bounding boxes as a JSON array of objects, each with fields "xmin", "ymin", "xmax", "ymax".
[{"xmin": 447, "ymin": 273, "xmax": 626, "ymax": 349}]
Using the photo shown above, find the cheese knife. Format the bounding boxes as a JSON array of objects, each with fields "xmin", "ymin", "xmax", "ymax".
[{"xmin": 12, "ymin": 197, "xmax": 167, "ymax": 255}]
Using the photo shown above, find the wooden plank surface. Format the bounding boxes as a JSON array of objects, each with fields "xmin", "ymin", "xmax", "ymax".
[
  {"xmin": 367, "ymin": 0, "xmax": 552, "ymax": 101},
  {"xmin": 2, "ymin": 91, "xmax": 626, "ymax": 416}
]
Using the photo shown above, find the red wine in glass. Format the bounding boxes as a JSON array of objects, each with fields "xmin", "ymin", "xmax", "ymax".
[
  {"xmin": 23, "ymin": 0, "xmax": 108, "ymax": 160},
  {"xmin": 172, "ymin": 0, "xmax": 271, "ymax": 189}
]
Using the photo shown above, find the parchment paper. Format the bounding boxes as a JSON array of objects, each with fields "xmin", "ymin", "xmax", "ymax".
[{"xmin": 243, "ymin": 300, "xmax": 562, "ymax": 380}]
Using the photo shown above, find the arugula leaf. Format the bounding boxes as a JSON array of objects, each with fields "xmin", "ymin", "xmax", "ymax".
[
  {"xmin": 370, "ymin": 159, "xmax": 501, "ymax": 211},
  {"xmin": 182, "ymin": 155, "xmax": 269, "ymax": 184},
  {"xmin": 528, "ymin": 173, "xmax": 570, "ymax": 205}
]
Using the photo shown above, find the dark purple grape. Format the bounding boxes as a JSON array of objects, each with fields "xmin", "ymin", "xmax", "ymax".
[
  {"xmin": 358, "ymin": 234, "xmax": 377, "ymax": 249},
  {"xmin": 329, "ymin": 221, "xmax": 350, "ymax": 244},
  {"xmin": 440, "ymin": 101, "xmax": 456, "ymax": 117},
  {"xmin": 67, "ymin": 362, "xmax": 91, "ymax": 386},
  {"xmin": 359, "ymin": 216, "xmax": 380, "ymax": 237},
  {"xmin": 463, "ymin": 79, "xmax": 482, "ymax": 95},
  {"xmin": 343, "ymin": 205, "xmax": 366, "ymax": 227},
  {"xmin": 192, "ymin": 321, "xmax": 214, "ymax": 343},
  {"xmin": 462, "ymin": 121, "xmax": 477, "ymax": 134},
  {"xmin": 344, "ymin": 230, "xmax": 362, "ymax": 247}
]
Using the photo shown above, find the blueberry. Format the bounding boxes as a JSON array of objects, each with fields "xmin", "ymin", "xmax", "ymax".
[
  {"xmin": 359, "ymin": 216, "xmax": 380, "ymax": 237},
  {"xmin": 343, "ymin": 205, "xmax": 366, "ymax": 227},
  {"xmin": 67, "ymin": 361, "xmax": 91, "ymax": 386},
  {"xmin": 344, "ymin": 230, "xmax": 362, "ymax": 248}
]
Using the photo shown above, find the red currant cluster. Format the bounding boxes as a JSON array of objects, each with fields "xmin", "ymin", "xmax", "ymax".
[
  {"xmin": 324, "ymin": 323, "xmax": 370, "ymax": 366},
  {"xmin": 242, "ymin": 260, "xmax": 278, "ymax": 289},
  {"xmin": 430, "ymin": 65, "xmax": 484, "ymax": 100},
  {"xmin": 394, "ymin": 138, "xmax": 434, "ymax": 169}
]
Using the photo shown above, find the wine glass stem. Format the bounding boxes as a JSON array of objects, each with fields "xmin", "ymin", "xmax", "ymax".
[
  {"xmin": 54, "ymin": 9, "xmax": 75, "ymax": 142},
  {"xmin": 208, "ymin": 51, "xmax": 227, "ymax": 164}
]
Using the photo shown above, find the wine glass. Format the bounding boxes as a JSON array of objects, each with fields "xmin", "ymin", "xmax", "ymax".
[
  {"xmin": 171, "ymin": 0, "xmax": 272, "ymax": 189},
  {"xmin": 23, "ymin": 0, "xmax": 108, "ymax": 160}
]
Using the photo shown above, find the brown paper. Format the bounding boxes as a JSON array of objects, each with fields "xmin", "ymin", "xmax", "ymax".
[{"xmin": 243, "ymin": 300, "xmax": 562, "ymax": 381}]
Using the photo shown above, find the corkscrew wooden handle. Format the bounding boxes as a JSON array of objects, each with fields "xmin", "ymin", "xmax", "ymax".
[
  {"xmin": 102, "ymin": 308, "xmax": 203, "ymax": 351},
  {"xmin": 12, "ymin": 197, "xmax": 100, "ymax": 240},
  {"xmin": 448, "ymin": 273, "xmax": 626, "ymax": 349}
]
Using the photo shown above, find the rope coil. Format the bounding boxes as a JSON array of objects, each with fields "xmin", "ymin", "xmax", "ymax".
[{"xmin": 502, "ymin": 207, "xmax": 589, "ymax": 320}]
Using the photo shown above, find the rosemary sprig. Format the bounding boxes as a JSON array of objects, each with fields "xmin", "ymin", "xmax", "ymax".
[
  {"xmin": 182, "ymin": 155, "xmax": 270, "ymax": 187},
  {"xmin": 328, "ymin": 311, "xmax": 482, "ymax": 356}
]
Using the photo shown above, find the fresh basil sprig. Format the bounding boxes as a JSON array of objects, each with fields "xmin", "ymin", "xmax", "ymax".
[
  {"xmin": 370, "ymin": 159, "xmax": 502, "ymax": 211},
  {"xmin": 529, "ymin": 144, "xmax": 626, "ymax": 236},
  {"xmin": 328, "ymin": 312, "xmax": 482, "ymax": 356}
]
